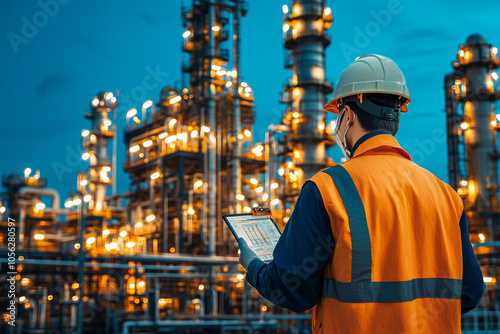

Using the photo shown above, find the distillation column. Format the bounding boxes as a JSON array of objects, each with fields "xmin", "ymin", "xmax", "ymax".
[
  {"xmin": 451, "ymin": 34, "xmax": 500, "ymax": 237},
  {"xmin": 83, "ymin": 92, "xmax": 117, "ymax": 217},
  {"xmin": 282, "ymin": 0, "xmax": 333, "ymax": 180}
]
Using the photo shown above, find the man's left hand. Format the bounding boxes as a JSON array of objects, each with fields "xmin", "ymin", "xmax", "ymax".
[{"xmin": 238, "ymin": 238, "xmax": 259, "ymax": 270}]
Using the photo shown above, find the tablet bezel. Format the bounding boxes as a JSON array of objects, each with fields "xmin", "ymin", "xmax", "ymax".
[{"xmin": 223, "ymin": 213, "xmax": 282, "ymax": 262}]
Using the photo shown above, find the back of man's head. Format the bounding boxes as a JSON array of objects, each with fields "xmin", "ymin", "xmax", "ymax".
[{"xmin": 346, "ymin": 93, "xmax": 402, "ymax": 135}]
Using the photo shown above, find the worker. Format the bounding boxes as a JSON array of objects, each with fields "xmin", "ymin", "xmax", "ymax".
[{"xmin": 238, "ymin": 54, "xmax": 485, "ymax": 333}]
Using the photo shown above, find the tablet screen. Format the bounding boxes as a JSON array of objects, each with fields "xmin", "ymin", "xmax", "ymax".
[{"xmin": 224, "ymin": 214, "xmax": 281, "ymax": 262}]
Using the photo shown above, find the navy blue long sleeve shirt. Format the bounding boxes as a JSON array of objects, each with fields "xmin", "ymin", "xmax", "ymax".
[{"xmin": 245, "ymin": 181, "xmax": 485, "ymax": 314}]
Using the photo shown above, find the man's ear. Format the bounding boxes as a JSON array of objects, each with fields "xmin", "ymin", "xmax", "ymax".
[{"xmin": 344, "ymin": 105, "xmax": 355, "ymax": 126}]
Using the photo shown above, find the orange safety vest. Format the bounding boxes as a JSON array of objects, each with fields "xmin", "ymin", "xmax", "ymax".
[{"xmin": 307, "ymin": 134, "xmax": 463, "ymax": 334}]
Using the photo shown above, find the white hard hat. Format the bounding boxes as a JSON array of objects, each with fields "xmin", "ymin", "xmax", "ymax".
[{"xmin": 324, "ymin": 54, "xmax": 411, "ymax": 114}]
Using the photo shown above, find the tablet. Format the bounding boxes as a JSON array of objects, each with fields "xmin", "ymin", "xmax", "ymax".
[{"xmin": 223, "ymin": 213, "xmax": 281, "ymax": 262}]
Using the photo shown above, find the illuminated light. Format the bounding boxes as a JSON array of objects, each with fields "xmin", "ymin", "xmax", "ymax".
[
  {"xmin": 120, "ymin": 230, "xmax": 128, "ymax": 238},
  {"xmin": 111, "ymin": 97, "xmax": 116, "ymax": 103},
  {"xmin": 496, "ymin": 114, "xmax": 500, "ymax": 122},
  {"xmin": 126, "ymin": 108, "xmax": 137, "ymax": 119},
  {"xmin": 262, "ymin": 193, "xmax": 269, "ymax": 201},
  {"xmin": 188, "ymin": 207, "xmax": 195, "ymax": 215},
  {"xmin": 34, "ymin": 233, "xmax": 45, "ymax": 240},
  {"xmin": 330, "ymin": 120, "xmax": 336, "ymax": 131},
  {"xmin": 165, "ymin": 135, "xmax": 176, "ymax": 144},
  {"xmin": 105, "ymin": 92, "xmax": 113, "ymax": 101},
  {"xmin": 109, "ymin": 242, "xmax": 117, "ymax": 249},
  {"xmin": 225, "ymin": 81, "xmax": 232, "ymax": 88},
  {"xmin": 19, "ymin": 296, "xmax": 26, "ymax": 302},
  {"xmin": 35, "ymin": 202, "xmax": 45, "ymax": 210},
  {"xmin": 236, "ymin": 194, "xmax": 245, "ymax": 201},
  {"xmin": 142, "ymin": 100, "xmax": 153, "ymax": 109},
  {"xmin": 464, "ymin": 50, "xmax": 471, "ymax": 61},
  {"xmin": 244, "ymin": 129, "xmax": 252, "ymax": 137},
  {"xmin": 81, "ymin": 129, "xmax": 90, "ymax": 137},
  {"xmin": 177, "ymin": 132, "xmax": 188, "ymax": 140},
  {"xmin": 92, "ymin": 98, "xmax": 99, "ymax": 106},
  {"xmin": 244, "ymin": 93, "xmax": 250, "ymax": 98},
  {"xmin": 250, "ymin": 178, "xmax": 259, "ymax": 185},
  {"xmin": 253, "ymin": 203, "xmax": 259, "ymax": 208},
  {"xmin": 102, "ymin": 166, "xmax": 111, "ymax": 172},
  {"xmin": 237, "ymin": 133, "xmax": 244, "ymax": 140},
  {"xmin": 459, "ymin": 49, "xmax": 464, "ymax": 57},
  {"xmin": 194, "ymin": 180, "xmax": 204, "ymax": 188},
  {"xmin": 182, "ymin": 30, "xmax": 191, "ymax": 38},
  {"xmin": 86, "ymin": 237, "xmax": 96, "ymax": 244},
  {"xmin": 65, "ymin": 200, "xmax": 73, "ymax": 208},
  {"xmin": 198, "ymin": 284, "xmax": 205, "ymax": 291},
  {"xmin": 243, "ymin": 206, "xmax": 251, "ymax": 213},
  {"xmin": 126, "ymin": 241, "xmax": 135, "ymax": 248},
  {"xmin": 292, "ymin": 112, "xmax": 300, "ymax": 118},
  {"xmin": 103, "ymin": 229, "xmax": 110, "ymax": 236},
  {"xmin": 217, "ymin": 69, "xmax": 226, "ymax": 76},
  {"xmin": 21, "ymin": 278, "xmax": 30, "ymax": 285},
  {"xmin": 151, "ymin": 171, "xmax": 160, "ymax": 180},
  {"xmin": 190, "ymin": 129, "xmax": 198, "ymax": 138},
  {"xmin": 80, "ymin": 179, "xmax": 88, "ymax": 186},
  {"xmin": 282, "ymin": 4, "xmax": 288, "ymax": 13},
  {"xmin": 237, "ymin": 274, "xmax": 244, "ymax": 280},
  {"xmin": 241, "ymin": 82, "xmax": 248, "ymax": 87},
  {"xmin": 252, "ymin": 144, "xmax": 264, "ymax": 154},
  {"xmin": 478, "ymin": 233, "xmax": 486, "ymax": 242},
  {"xmin": 492, "ymin": 72, "xmax": 499, "ymax": 81},
  {"xmin": 83, "ymin": 195, "xmax": 92, "ymax": 203},
  {"xmin": 129, "ymin": 145, "xmax": 140, "ymax": 153},
  {"xmin": 271, "ymin": 182, "xmax": 279, "ymax": 189},
  {"xmin": 169, "ymin": 119, "xmax": 177, "ymax": 127},
  {"xmin": 287, "ymin": 161, "xmax": 294, "ymax": 169},
  {"xmin": 170, "ymin": 247, "xmax": 176, "ymax": 253},
  {"xmin": 271, "ymin": 198, "xmax": 280, "ymax": 206},
  {"xmin": 74, "ymin": 243, "xmax": 81, "ymax": 249},
  {"xmin": 72, "ymin": 282, "xmax": 79, "ymax": 289},
  {"xmin": 24, "ymin": 167, "xmax": 32, "ymax": 176},
  {"xmin": 169, "ymin": 96, "xmax": 182, "ymax": 104},
  {"xmin": 103, "ymin": 119, "xmax": 112, "ymax": 126},
  {"xmin": 138, "ymin": 281, "xmax": 145, "ymax": 288},
  {"xmin": 146, "ymin": 214, "xmax": 155, "ymax": 222},
  {"xmin": 244, "ymin": 86, "xmax": 252, "ymax": 93},
  {"xmin": 133, "ymin": 116, "xmax": 141, "ymax": 124},
  {"xmin": 460, "ymin": 180, "xmax": 468, "ymax": 187},
  {"xmin": 283, "ymin": 217, "xmax": 289, "ymax": 223},
  {"xmin": 102, "ymin": 176, "xmax": 110, "ymax": 183},
  {"xmin": 72, "ymin": 198, "xmax": 81, "ymax": 206},
  {"xmin": 460, "ymin": 122, "xmax": 469, "ymax": 130},
  {"xmin": 201, "ymin": 126, "xmax": 211, "ymax": 133},
  {"xmin": 262, "ymin": 305, "xmax": 268, "ymax": 312},
  {"xmin": 47, "ymin": 295, "xmax": 53, "ymax": 301},
  {"xmin": 0, "ymin": 207, "xmax": 5, "ymax": 213},
  {"xmin": 25, "ymin": 303, "xmax": 31, "ymax": 308},
  {"xmin": 143, "ymin": 140, "xmax": 153, "ymax": 148},
  {"xmin": 159, "ymin": 132, "xmax": 168, "ymax": 139},
  {"xmin": 484, "ymin": 277, "xmax": 494, "ymax": 283},
  {"xmin": 491, "ymin": 120, "xmax": 497, "ymax": 127},
  {"xmin": 492, "ymin": 47, "xmax": 498, "ymax": 55},
  {"xmin": 136, "ymin": 222, "xmax": 143, "ymax": 228},
  {"xmin": 82, "ymin": 152, "xmax": 90, "ymax": 160},
  {"xmin": 212, "ymin": 65, "xmax": 221, "ymax": 71},
  {"xmin": 324, "ymin": 7, "xmax": 331, "ymax": 15},
  {"xmin": 255, "ymin": 186, "xmax": 264, "ymax": 193},
  {"xmin": 211, "ymin": 25, "xmax": 220, "ymax": 32},
  {"xmin": 231, "ymin": 70, "xmax": 237, "ymax": 78},
  {"xmin": 278, "ymin": 168, "xmax": 285, "ymax": 176}
]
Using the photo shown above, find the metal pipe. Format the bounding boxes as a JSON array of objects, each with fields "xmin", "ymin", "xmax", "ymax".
[
  {"xmin": 232, "ymin": 0, "xmax": 242, "ymax": 214},
  {"xmin": 207, "ymin": 0, "xmax": 216, "ymax": 256},
  {"xmin": 19, "ymin": 187, "xmax": 60, "ymax": 211}
]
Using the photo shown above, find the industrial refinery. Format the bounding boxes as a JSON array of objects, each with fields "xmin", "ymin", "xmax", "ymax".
[{"xmin": 0, "ymin": 0, "xmax": 498, "ymax": 333}]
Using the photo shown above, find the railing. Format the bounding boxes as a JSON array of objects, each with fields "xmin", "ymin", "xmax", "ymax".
[{"xmin": 462, "ymin": 310, "xmax": 500, "ymax": 333}]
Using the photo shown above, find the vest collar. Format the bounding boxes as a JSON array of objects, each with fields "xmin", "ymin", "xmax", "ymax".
[{"xmin": 350, "ymin": 131, "xmax": 412, "ymax": 161}]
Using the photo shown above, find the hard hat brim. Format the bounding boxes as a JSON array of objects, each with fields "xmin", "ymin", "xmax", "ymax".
[{"xmin": 323, "ymin": 94, "xmax": 410, "ymax": 114}]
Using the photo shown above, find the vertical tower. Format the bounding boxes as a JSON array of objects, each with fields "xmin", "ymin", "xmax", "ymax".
[
  {"xmin": 270, "ymin": 0, "xmax": 335, "ymax": 224},
  {"xmin": 82, "ymin": 92, "xmax": 117, "ymax": 219},
  {"xmin": 281, "ymin": 0, "xmax": 334, "ymax": 181},
  {"xmin": 445, "ymin": 34, "xmax": 500, "ymax": 314}
]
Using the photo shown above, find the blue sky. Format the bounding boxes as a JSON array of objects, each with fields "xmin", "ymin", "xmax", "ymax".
[{"xmin": 1, "ymin": 0, "xmax": 499, "ymax": 207}]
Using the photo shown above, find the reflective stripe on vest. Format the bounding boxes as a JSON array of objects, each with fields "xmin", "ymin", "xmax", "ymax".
[{"xmin": 321, "ymin": 165, "xmax": 462, "ymax": 303}]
